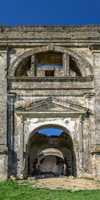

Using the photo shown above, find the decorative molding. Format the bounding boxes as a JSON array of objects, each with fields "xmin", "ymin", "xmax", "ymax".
[{"xmin": 15, "ymin": 96, "xmax": 90, "ymax": 114}]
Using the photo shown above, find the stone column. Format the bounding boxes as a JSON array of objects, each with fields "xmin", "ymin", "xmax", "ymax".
[
  {"xmin": 86, "ymin": 94, "xmax": 96, "ymax": 175},
  {"xmin": 79, "ymin": 113, "xmax": 91, "ymax": 176},
  {"xmin": 82, "ymin": 117, "xmax": 90, "ymax": 173},
  {"xmin": 79, "ymin": 114, "xmax": 86, "ymax": 176},
  {"xmin": 79, "ymin": 116, "xmax": 84, "ymax": 174},
  {"xmin": 0, "ymin": 50, "xmax": 8, "ymax": 180},
  {"xmin": 7, "ymin": 93, "xmax": 16, "ymax": 177},
  {"xmin": 63, "ymin": 53, "xmax": 70, "ymax": 76},
  {"xmin": 28, "ymin": 55, "xmax": 36, "ymax": 77},
  {"xmin": 15, "ymin": 114, "xmax": 24, "ymax": 179}
]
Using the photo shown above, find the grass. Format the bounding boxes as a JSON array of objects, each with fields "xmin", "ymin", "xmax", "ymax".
[{"xmin": 0, "ymin": 181, "xmax": 100, "ymax": 200}]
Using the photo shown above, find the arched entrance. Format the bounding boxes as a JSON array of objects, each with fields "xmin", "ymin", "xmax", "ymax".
[
  {"xmin": 32, "ymin": 148, "xmax": 65, "ymax": 177},
  {"xmin": 24, "ymin": 125, "xmax": 76, "ymax": 178}
]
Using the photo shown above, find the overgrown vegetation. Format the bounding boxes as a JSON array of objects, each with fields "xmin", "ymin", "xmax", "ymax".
[{"xmin": 0, "ymin": 181, "xmax": 100, "ymax": 200}]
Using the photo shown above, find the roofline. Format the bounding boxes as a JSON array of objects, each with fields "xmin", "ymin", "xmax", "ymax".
[
  {"xmin": 0, "ymin": 24, "xmax": 100, "ymax": 27},
  {"xmin": 0, "ymin": 24, "xmax": 100, "ymax": 32}
]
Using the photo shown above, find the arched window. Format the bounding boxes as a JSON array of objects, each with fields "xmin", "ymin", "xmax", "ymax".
[
  {"xmin": 15, "ymin": 51, "xmax": 82, "ymax": 78},
  {"xmin": 69, "ymin": 56, "xmax": 82, "ymax": 77},
  {"xmin": 35, "ymin": 51, "xmax": 63, "ymax": 77},
  {"xmin": 15, "ymin": 56, "xmax": 31, "ymax": 77}
]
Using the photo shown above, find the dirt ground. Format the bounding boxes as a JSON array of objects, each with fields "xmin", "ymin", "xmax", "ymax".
[{"xmin": 28, "ymin": 177, "xmax": 100, "ymax": 190}]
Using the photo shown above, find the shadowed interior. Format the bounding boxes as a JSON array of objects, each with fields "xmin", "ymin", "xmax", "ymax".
[{"xmin": 24, "ymin": 127, "xmax": 76, "ymax": 178}]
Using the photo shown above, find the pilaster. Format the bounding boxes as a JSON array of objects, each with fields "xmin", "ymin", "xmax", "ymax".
[
  {"xmin": 63, "ymin": 53, "xmax": 69, "ymax": 76},
  {"xmin": 0, "ymin": 50, "xmax": 8, "ymax": 179}
]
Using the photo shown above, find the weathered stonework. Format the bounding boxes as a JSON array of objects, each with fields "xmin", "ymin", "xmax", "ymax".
[{"xmin": 0, "ymin": 25, "xmax": 100, "ymax": 179}]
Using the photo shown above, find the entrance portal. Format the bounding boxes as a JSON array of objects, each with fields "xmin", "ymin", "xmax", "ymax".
[{"xmin": 25, "ymin": 126, "xmax": 76, "ymax": 178}]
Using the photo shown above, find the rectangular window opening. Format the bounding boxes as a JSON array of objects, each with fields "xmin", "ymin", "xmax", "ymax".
[{"xmin": 45, "ymin": 70, "xmax": 54, "ymax": 77}]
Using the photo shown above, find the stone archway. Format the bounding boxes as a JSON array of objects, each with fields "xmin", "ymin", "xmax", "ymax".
[
  {"xmin": 24, "ymin": 124, "xmax": 77, "ymax": 178},
  {"xmin": 8, "ymin": 45, "xmax": 93, "ymax": 77}
]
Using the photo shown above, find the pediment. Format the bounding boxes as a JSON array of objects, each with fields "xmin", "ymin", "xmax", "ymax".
[{"xmin": 15, "ymin": 97, "xmax": 88, "ymax": 114}]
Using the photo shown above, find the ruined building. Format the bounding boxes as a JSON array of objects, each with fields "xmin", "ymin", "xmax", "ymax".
[{"xmin": 0, "ymin": 26, "xmax": 100, "ymax": 179}]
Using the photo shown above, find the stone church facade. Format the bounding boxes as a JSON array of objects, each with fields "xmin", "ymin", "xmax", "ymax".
[{"xmin": 0, "ymin": 26, "xmax": 100, "ymax": 179}]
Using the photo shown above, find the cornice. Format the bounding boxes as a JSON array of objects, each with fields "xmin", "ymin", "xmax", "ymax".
[{"xmin": 0, "ymin": 25, "xmax": 100, "ymax": 47}]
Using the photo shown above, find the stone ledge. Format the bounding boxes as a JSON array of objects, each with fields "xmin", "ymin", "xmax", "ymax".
[{"xmin": 8, "ymin": 76, "xmax": 94, "ymax": 82}]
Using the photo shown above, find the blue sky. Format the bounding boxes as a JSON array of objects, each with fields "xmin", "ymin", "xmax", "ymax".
[
  {"xmin": 0, "ymin": 0, "xmax": 100, "ymax": 25},
  {"xmin": 37, "ymin": 128, "xmax": 62, "ymax": 136}
]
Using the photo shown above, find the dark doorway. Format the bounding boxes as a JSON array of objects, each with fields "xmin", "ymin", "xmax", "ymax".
[
  {"xmin": 25, "ymin": 126, "xmax": 76, "ymax": 178},
  {"xmin": 45, "ymin": 70, "xmax": 54, "ymax": 77}
]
